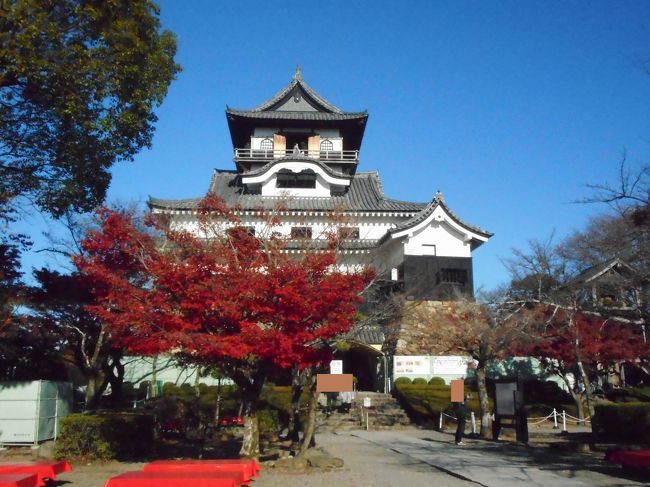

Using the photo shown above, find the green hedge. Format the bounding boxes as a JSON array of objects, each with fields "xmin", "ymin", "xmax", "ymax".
[
  {"xmin": 395, "ymin": 383, "xmax": 490, "ymax": 426},
  {"xmin": 428, "ymin": 377, "xmax": 446, "ymax": 386},
  {"xmin": 592, "ymin": 402, "xmax": 650, "ymax": 443},
  {"xmin": 394, "ymin": 377, "xmax": 412, "ymax": 385},
  {"xmin": 54, "ymin": 413, "xmax": 155, "ymax": 461}
]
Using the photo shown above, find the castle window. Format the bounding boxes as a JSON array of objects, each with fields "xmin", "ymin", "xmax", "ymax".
[
  {"xmin": 439, "ymin": 268, "xmax": 467, "ymax": 285},
  {"xmin": 291, "ymin": 227, "xmax": 312, "ymax": 239},
  {"xmin": 260, "ymin": 138, "xmax": 273, "ymax": 151},
  {"xmin": 320, "ymin": 139, "xmax": 334, "ymax": 152},
  {"xmin": 276, "ymin": 169, "xmax": 316, "ymax": 189}
]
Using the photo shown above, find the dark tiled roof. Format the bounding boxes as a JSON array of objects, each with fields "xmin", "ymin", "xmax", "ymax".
[
  {"xmin": 226, "ymin": 109, "xmax": 368, "ymax": 121},
  {"xmin": 241, "ymin": 155, "xmax": 350, "ymax": 179},
  {"xmin": 226, "ymin": 70, "xmax": 367, "ymax": 120},
  {"xmin": 568, "ymin": 258, "xmax": 635, "ymax": 286},
  {"xmin": 379, "ymin": 192, "xmax": 493, "ymax": 242},
  {"xmin": 283, "ymin": 239, "xmax": 380, "ymax": 251},
  {"xmin": 345, "ymin": 325, "xmax": 385, "ymax": 345},
  {"xmin": 149, "ymin": 170, "xmax": 426, "ymax": 213}
]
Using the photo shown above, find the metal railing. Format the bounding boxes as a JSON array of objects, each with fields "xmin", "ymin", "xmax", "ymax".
[{"xmin": 234, "ymin": 148, "xmax": 359, "ymax": 162}]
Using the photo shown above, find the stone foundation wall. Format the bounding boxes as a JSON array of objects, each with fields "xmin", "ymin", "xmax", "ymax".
[{"xmin": 388, "ymin": 300, "xmax": 454, "ymax": 355}]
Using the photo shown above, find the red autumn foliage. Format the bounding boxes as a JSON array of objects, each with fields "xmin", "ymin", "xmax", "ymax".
[
  {"xmin": 74, "ymin": 198, "xmax": 373, "ymax": 371},
  {"xmin": 515, "ymin": 306, "xmax": 649, "ymax": 369}
]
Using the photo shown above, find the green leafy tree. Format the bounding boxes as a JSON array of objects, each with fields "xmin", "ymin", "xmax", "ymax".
[{"xmin": 0, "ymin": 0, "xmax": 180, "ymax": 218}]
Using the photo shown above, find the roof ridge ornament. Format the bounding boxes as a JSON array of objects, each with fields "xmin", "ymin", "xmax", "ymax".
[
  {"xmin": 434, "ymin": 190, "xmax": 444, "ymax": 203},
  {"xmin": 294, "ymin": 65, "xmax": 302, "ymax": 81}
]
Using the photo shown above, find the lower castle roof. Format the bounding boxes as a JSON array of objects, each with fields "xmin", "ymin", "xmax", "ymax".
[{"xmin": 149, "ymin": 170, "xmax": 426, "ymax": 214}]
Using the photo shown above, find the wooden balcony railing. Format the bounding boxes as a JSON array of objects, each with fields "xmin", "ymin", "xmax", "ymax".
[{"xmin": 234, "ymin": 148, "xmax": 358, "ymax": 163}]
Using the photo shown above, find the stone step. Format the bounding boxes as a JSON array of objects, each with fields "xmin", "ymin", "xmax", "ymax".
[{"xmin": 316, "ymin": 391, "xmax": 412, "ymax": 432}]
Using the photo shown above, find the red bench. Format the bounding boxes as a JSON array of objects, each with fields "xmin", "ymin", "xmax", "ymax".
[
  {"xmin": 607, "ymin": 450, "xmax": 650, "ymax": 469},
  {"xmin": 0, "ymin": 474, "xmax": 38, "ymax": 487},
  {"xmin": 143, "ymin": 459, "xmax": 260, "ymax": 482},
  {"xmin": 104, "ymin": 471, "xmax": 239, "ymax": 487},
  {"xmin": 0, "ymin": 461, "xmax": 72, "ymax": 487}
]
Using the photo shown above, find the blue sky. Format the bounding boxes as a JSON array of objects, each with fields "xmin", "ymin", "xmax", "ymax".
[{"xmin": 15, "ymin": 0, "xmax": 650, "ymax": 291}]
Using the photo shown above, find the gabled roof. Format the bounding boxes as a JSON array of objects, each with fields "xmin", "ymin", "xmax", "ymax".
[
  {"xmin": 226, "ymin": 68, "xmax": 368, "ymax": 121},
  {"xmin": 568, "ymin": 258, "xmax": 637, "ymax": 287},
  {"xmin": 148, "ymin": 170, "xmax": 426, "ymax": 213},
  {"xmin": 378, "ymin": 191, "xmax": 493, "ymax": 246}
]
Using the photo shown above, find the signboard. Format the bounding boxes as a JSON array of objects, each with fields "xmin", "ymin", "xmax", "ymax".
[
  {"xmin": 393, "ymin": 356, "xmax": 431, "ymax": 375},
  {"xmin": 330, "ymin": 360, "xmax": 343, "ymax": 375},
  {"xmin": 363, "ymin": 397, "xmax": 372, "ymax": 408},
  {"xmin": 316, "ymin": 374, "xmax": 353, "ymax": 392},
  {"xmin": 450, "ymin": 379, "xmax": 465, "ymax": 403},
  {"xmin": 432, "ymin": 356, "xmax": 468, "ymax": 376},
  {"xmin": 495, "ymin": 382, "xmax": 518, "ymax": 415}
]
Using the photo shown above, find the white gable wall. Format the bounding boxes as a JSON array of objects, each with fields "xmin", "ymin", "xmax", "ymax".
[{"xmin": 403, "ymin": 221, "xmax": 471, "ymax": 258}]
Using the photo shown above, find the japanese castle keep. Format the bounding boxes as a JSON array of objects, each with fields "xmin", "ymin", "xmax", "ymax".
[{"xmin": 149, "ymin": 69, "xmax": 492, "ymax": 391}]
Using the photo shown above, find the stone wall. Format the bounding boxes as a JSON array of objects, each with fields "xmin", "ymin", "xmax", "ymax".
[{"xmin": 386, "ymin": 300, "xmax": 454, "ymax": 355}]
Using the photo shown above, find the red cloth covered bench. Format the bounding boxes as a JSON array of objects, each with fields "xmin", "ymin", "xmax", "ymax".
[
  {"xmin": 104, "ymin": 471, "xmax": 239, "ymax": 487},
  {"xmin": 143, "ymin": 459, "xmax": 260, "ymax": 483},
  {"xmin": 607, "ymin": 450, "xmax": 650, "ymax": 469},
  {"xmin": 0, "ymin": 461, "xmax": 72, "ymax": 486},
  {"xmin": 0, "ymin": 474, "xmax": 38, "ymax": 487}
]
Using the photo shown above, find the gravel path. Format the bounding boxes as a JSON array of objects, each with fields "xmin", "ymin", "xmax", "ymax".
[{"xmin": 54, "ymin": 432, "xmax": 475, "ymax": 487}]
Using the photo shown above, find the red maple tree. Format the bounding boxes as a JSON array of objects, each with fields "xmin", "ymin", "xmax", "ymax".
[
  {"xmin": 517, "ymin": 306, "xmax": 649, "ymax": 419},
  {"xmin": 74, "ymin": 196, "xmax": 373, "ymax": 456}
]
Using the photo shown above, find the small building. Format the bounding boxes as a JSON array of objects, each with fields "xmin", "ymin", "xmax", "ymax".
[{"xmin": 149, "ymin": 69, "xmax": 493, "ymax": 391}]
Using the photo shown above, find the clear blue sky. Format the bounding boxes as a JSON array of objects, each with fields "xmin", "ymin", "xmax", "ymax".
[{"xmin": 16, "ymin": 0, "xmax": 650, "ymax": 291}]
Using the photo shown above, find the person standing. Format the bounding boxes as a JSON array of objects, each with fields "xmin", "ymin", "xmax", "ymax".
[{"xmin": 453, "ymin": 394, "xmax": 468, "ymax": 445}]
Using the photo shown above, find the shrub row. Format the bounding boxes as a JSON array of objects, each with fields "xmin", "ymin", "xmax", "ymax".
[
  {"xmin": 54, "ymin": 413, "xmax": 155, "ymax": 461},
  {"xmin": 592, "ymin": 402, "xmax": 650, "ymax": 443},
  {"xmin": 394, "ymin": 376, "xmax": 447, "ymax": 386}
]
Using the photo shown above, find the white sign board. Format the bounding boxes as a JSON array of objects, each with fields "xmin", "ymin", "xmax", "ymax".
[
  {"xmin": 393, "ymin": 356, "xmax": 431, "ymax": 375},
  {"xmin": 330, "ymin": 360, "xmax": 343, "ymax": 375},
  {"xmin": 363, "ymin": 397, "xmax": 372, "ymax": 408},
  {"xmin": 431, "ymin": 356, "xmax": 468, "ymax": 376}
]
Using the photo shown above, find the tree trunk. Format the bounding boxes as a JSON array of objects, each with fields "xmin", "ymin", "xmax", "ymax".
[
  {"xmin": 475, "ymin": 363, "xmax": 491, "ymax": 438},
  {"xmin": 288, "ymin": 366, "xmax": 305, "ymax": 449},
  {"xmin": 240, "ymin": 392, "xmax": 260, "ymax": 458},
  {"xmin": 576, "ymin": 358, "xmax": 595, "ymax": 418},
  {"xmin": 236, "ymin": 368, "xmax": 266, "ymax": 458},
  {"xmin": 105, "ymin": 350, "xmax": 124, "ymax": 404},
  {"xmin": 84, "ymin": 369, "xmax": 107, "ymax": 411},
  {"xmin": 297, "ymin": 372, "xmax": 318, "ymax": 457},
  {"xmin": 150, "ymin": 355, "xmax": 158, "ymax": 399}
]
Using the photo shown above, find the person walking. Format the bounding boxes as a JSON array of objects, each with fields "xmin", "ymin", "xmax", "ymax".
[{"xmin": 453, "ymin": 394, "xmax": 468, "ymax": 445}]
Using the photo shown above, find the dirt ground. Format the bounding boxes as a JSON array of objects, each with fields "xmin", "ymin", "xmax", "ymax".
[{"xmin": 1, "ymin": 426, "xmax": 649, "ymax": 487}]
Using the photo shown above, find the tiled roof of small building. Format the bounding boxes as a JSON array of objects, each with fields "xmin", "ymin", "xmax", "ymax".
[
  {"xmin": 149, "ymin": 170, "xmax": 426, "ymax": 213},
  {"xmin": 345, "ymin": 325, "xmax": 385, "ymax": 345}
]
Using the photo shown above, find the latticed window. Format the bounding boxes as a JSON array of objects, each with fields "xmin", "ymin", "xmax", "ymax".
[
  {"xmin": 260, "ymin": 138, "xmax": 273, "ymax": 151},
  {"xmin": 320, "ymin": 139, "xmax": 333, "ymax": 152}
]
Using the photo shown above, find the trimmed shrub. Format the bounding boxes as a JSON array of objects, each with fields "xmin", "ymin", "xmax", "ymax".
[
  {"xmin": 412, "ymin": 378, "xmax": 428, "ymax": 385},
  {"xmin": 394, "ymin": 383, "xmax": 487, "ymax": 426},
  {"xmin": 428, "ymin": 377, "xmax": 446, "ymax": 386},
  {"xmin": 592, "ymin": 402, "xmax": 650, "ymax": 443},
  {"xmin": 394, "ymin": 377, "xmax": 412, "ymax": 385},
  {"xmin": 54, "ymin": 412, "xmax": 154, "ymax": 461}
]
